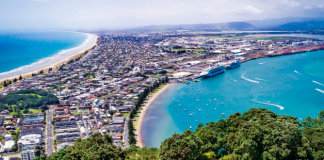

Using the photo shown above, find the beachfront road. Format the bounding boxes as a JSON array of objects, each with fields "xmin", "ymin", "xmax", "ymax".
[{"xmin": 46, "ymin": 106, "xmax": 54, "ymax": 156}]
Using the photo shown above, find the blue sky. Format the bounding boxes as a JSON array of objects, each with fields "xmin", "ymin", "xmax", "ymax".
[{"xmin": 0, "ymin": 0, "xmax": 323, "ymax": 30}]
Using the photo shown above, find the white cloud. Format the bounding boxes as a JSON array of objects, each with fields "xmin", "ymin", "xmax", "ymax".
[{"xmin": 245, "ymin": 5, "xmax": 262, "ymax": 14}]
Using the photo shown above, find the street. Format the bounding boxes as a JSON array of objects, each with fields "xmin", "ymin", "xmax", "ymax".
[{"xmin": 46, "ymin": 105, "xmax": 54, "ymax": 156}]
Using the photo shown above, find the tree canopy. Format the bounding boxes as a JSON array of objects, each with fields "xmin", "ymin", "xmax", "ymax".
[
  {"xmin": 0, "ymin": 89, "xmax": 59, "ymax": 112},
  {"xmin": 48, "ymin": 133, "xmax": 126, "ymax": 160}
]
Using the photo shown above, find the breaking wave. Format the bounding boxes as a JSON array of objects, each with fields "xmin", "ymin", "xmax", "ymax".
[{"xmin": 252, "ymin": 99, "xmax": 284, "ymax": 110}]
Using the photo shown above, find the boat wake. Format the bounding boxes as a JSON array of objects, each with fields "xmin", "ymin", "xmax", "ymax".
[
  {"xmin": 241, "ymin": 72, "xmax": 259, "ymax": 83},
  {"xmin": 255, "ymin": 78, "xmax": 269, "ymax": 82},
  {"xmin": 230, "ymin": 78, "xmax": 238, "ymax": 82},
  {"xmin": 259, "ymin": 62, "xmax": 267, "ymax": 64},
  {"xmin": 294, "ymin": 70, "xmax": 302, "ymax": 75},
  {"xmin": 252, "ymin": 100, "xmax": 284, "ymax": 110},
  {"xmin": 316, "ymin": 88, "xmax": 324, "ymax": 93},
  {"xmin": 313, "ymin": 81, "xmax": 324, "ymax": 86}
]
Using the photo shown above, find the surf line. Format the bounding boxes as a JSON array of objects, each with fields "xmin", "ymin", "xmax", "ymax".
[
  {"xmin": 241, "ymin": 72, "xmax": 260, "ymax": 83},
  {"xmin": 316, "ymin": 88, "xmax": 324, "ymax": 93},
  {"xmin": 313, "ymin": 81, "xmax": 324, "ymax": 86},
  {"xmin": 252, "ymin": 99, "xmax": 284, "ymax": 110}
]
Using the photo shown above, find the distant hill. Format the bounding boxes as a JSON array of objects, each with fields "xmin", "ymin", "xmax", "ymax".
[
  {"xmin": 226, "ymin": 22, "xmax": 257, "ymax": 30},
  {"xmin": 270, "ymin": 20, "xmax": 324, "ymax": 31},
  {"xmin": 128, "ymin": 22, "xmax": 256, "ymax": 32},
  {"xmin": 124, "ymin": 17, "xmax": 324, "ymax": 32},
  {"xmin": 246, "ymin": 17, "xmax": 324, "ymax": 29}
]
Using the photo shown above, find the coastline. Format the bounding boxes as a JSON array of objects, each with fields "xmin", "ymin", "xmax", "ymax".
[
  {"xmin": 0, "ymin": 33, "xmax": 98, "ymax": 82},
  {"xmin": 136, "ymin": 83, "xmax": 175, "ymax": 148}
]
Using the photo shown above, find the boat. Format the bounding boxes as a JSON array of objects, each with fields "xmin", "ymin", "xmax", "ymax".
[
  {"xmin": 225, "ymin": 60, "xmax": 241, "ymax": 69},
  {"xmin": 206, "ymin": 104, "xmax": 208, "ymax": 106},
  {"xmin": 197, "ymin": 99, "xmax": 199, "ymax": 101},
  {"xmin": 184, "ymin": 109, "xmax": 187, "ymax": 111},
  {"xmin": 179, "ymin": 104, "xmax": 181, "ymax": 106},
  {"xmin": 196, "ymin": 120, "xmax": 197, "ymax": 122},
  {"xmin": 222, "ymin": 103, "xmax": 224, "ymax": 105},
  {"xmin": 189, "ymin": 114, "xmax": 192, "ymax": 116},
  {"xmin": 186, "ymin": 81, "xmax": 190, "ymax": 84},
  {"xmin": 222, "ymin": 113, "xmax": 225, "ymax": 116},
  {"xmin": 214, "ymin": 98, "xmax": 216, "ymax": 101},
  {"xmin": 200, "ymin": 64, "xmax": 225, "ymax": 78},
  {"xmin": 193, "ymin": 79, "xmax": 200, "ymax": 82},
  {"xmin": 199, "ymin": 109, "xmax": 201, "ymax": 111},
  {"xmin": 190, "ymin": 126, "xmax": 192, "ymax": 129},
  {"xmin": 215, "ymin": 108, "xmax": 216, "ymax": 110}
]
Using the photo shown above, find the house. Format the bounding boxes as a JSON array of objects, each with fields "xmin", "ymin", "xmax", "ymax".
[{"xmin": 112, "ymin": 116, "xmax": 125, "ymax": 124}]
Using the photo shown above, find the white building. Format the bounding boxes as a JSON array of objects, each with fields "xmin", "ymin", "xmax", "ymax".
[
  {"xmin": 17, "ymin": 134, "xmax": 42, "ymax": 150},
  {"xmin": 3, "ymin": 140, "xmax": 15, "ymax": 151},
  {"xmin": 57, "ymin": 142, "xmax": 74, "ymax": 152},
  {"xmin": 21, "ymin": 150, "xmax": 36, "ymax": 160}
]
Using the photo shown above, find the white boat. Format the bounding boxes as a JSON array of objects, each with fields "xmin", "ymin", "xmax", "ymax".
[
  {"xmin": 197, "ymin": 99, "xmax": 199, "ymax": 101},
  {"xmin": 179, "ymin": 104, "xmax": 181, "ymax": 106},
  {"xmin": 190, "ymin": 126, "xmax": 192, "ymax": 129},
  {"xmin": 189, "ymin": 114, "xmax": 192, "ymax": 116},
  {"xmin": 199, "ymin": 109, "xmax": 201, "ymax": 111},
  {"xmin": 184, "ymin": 109, "xmax": 187, "ymax": 111},
  {"xmin": 200, "ymin": 64, "xmax": 225, "ymax": 78}
]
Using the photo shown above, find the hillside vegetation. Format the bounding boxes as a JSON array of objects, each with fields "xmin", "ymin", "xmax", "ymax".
[{"xmin": 45, "ymin": 108, "xmax": 324, "ymax": 160}]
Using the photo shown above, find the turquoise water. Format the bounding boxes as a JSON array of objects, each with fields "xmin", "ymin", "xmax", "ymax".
[
  {"xmin": 142, "ymin": 50, "xmax": 324, "ymax": 148},
  {"xmin": 0, "ymin": 31, "xmax": 88, "ymax": 79}
]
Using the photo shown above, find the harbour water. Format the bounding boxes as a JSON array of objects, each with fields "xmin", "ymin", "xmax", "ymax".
[
  {"xmin": 0, "ymin": 31, "xmax": 94, "ymax": 80},
  {"xmin": 142, "ymin": 50, "xmax": 324, "ymax": 148}
]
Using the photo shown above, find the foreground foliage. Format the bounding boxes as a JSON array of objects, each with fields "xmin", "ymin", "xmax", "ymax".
[
  {"xmin": 48, "ymin": 133, "xmax": 126, "ymax": 160},
  {"xmin": 46, "ymin": 108, "xmax": 324, "ymax": 160}
]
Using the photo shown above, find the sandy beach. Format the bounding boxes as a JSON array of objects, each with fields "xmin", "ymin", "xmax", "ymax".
[
  {"xmin": 136, "ymin": 83, "xmax": 175, "ymax": 147},
  {"xmin": 0, "ymin": 33, "xmax": 98, "ymax": 82}
]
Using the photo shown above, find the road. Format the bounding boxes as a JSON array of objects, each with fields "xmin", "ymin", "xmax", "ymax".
[
  {"xmin": 46, "ymin": 105, "xmax": 54, "ymax": 156},
  {"xmin": 123, "ymin": 116, "xmax": 130, "ymax": 148}
]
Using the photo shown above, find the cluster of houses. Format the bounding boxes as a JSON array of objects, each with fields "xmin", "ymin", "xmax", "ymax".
[{"xmin": 0, "ymin": 111, "xmax": 44, "ymax": 160}]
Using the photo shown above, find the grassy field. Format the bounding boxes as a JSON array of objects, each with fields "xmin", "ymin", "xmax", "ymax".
[
  {"xmin": 123, "ymin": 113, "xmax": 130, "ymax": 118},
  {"xmin": 9, "ymin": 108, "xmax": 42, "ymax": 115},
  {"xmin": 17, "ymin": 93, "xmax": 42, "ymax": 98}
]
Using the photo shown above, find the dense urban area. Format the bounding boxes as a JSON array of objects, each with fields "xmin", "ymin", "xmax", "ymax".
[{"xmin": 0, "ymin": 32, "xmax": 324, "ymax": 160}]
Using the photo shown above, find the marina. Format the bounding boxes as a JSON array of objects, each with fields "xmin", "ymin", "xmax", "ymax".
[{"xmin": 142, "ymin": 49, "xmax": 324, "ymax": 148}]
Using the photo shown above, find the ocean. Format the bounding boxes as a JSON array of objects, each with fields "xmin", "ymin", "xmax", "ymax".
[
  {"xmin": 0, "ymin": 31, "xmax": 93, "ymax": 80},
  {"xmin": 142, "ymin": 50, "xmax": 324, "ymax": 148}
]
